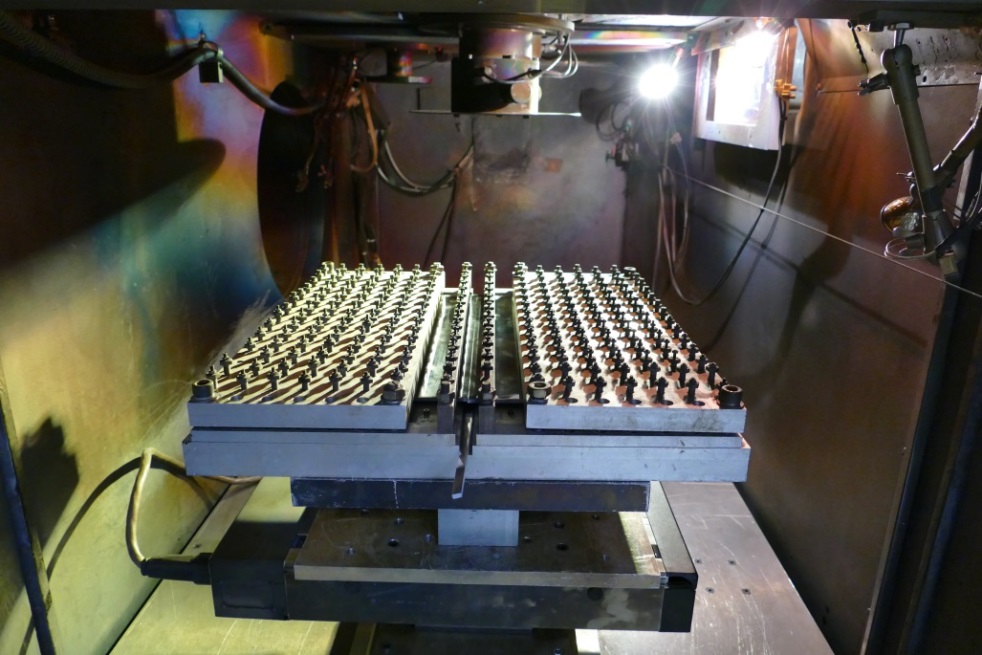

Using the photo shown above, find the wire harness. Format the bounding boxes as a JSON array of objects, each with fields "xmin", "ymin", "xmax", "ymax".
[{"xmin": 0, "ymin": 11, "xmax": 322, "ymax": 117}]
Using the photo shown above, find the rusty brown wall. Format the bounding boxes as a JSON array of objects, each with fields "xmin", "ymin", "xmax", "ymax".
[
  {"xmin": 632, "ymin": 22, "xmax": 979, "ymax": 654},
  {"xmin": 0, "ymin": 11, "xmax": 291, "ymax": 654},
  {"xmin": 372, "ymin": 65, "xmax": 626, "ymax": 285}
]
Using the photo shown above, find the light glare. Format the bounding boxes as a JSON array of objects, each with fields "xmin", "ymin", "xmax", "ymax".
[{"xmin": 638, "ymin": 64, "xmax": 678, "ymax": 100}]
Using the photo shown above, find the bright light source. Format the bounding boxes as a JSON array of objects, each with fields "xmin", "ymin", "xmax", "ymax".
[
  {"xmin": 638, "ymin": 64, "xmax": 678, "ymax": 100},
  {"xmin": 735, "ymin": 29, "xmax": 777, "ymax": 63}
]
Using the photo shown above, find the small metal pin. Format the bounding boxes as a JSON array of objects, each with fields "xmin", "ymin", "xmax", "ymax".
[
  {"xmin": 678, "ymin": 362, "xmax": 690, "ymax": 387},
  {"xmin": 625, "ymin": 376, "xmax": 638, "ymax": 404},
  {"xmin": 249, "ymin": 360, "xmax": 260, "ymax": 378},
  {"xmin": 221, "ymin": 354, "xmax": 232, "ymax": 376},
  {"xmin": 267, "ymin": 371, "xmax": 279, "ymax": 391},
  {"xmin": 697, "ymin": 354, "xmax": 707, "ymax": 373},
  {"xmin": 685, "ymin": 378, "xmax": 700, "ymax": 404},
  {"xmin": 593, "ymin": 376, "xmax": 607, "ymax": 402},
  {"xmin": 361, "ymin": 373, "xmax": 372, "ymax": 393},
  {"xmin": 654, "ymin": 376, "xmax": 669, "ymax": 404},
  {"xmin": 236, "ymin": 372, "xmax": 248, "ymax": 392},
  {"xmin": 329, "ymin": 371, "xmax": 340, "ymax": 392},
  {"xmin": 299, "ymin": 372, "xmax": 310, "ymax": 393},
  {"xmin": 562, "ymin": 378, "xmax": 574, "ymax": 401},
  {"xmin": 707, "ymin": 362, "xmax": 719, "ymax": 388}
]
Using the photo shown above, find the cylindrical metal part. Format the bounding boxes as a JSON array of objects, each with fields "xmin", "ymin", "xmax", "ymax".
[
  {"xmin": 882, "ymin": 45, "xmax": 937, "ymax": 203},
  {"xmin": 882, "ymin": 44, "xmax": 956, "ymax": 256}
]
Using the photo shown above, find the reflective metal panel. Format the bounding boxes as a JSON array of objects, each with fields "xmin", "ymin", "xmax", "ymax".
[{"xmin": 0, "ymin": 10, "xmax": 298, "ymax": 654}]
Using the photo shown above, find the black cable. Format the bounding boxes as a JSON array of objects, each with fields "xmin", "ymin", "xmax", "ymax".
[
  {"xmin": 665, "ymin": 114, "xmax": 787, "ymax": 306},
  {"xmin": 424, "ymin": 182, "xmax": 459, "ymax": 265},
  {"xmin": 217, "ymin": 53, "xmax": 322, "ymax": 117},
  {"xmin": 0, "ymin": 11, "xmax": 210, "ymax": 88},
  {"xmin": 440, "ymin": 183, "xmax": 458, "ymax": 263},
  {"xmin": 0, "ymin": 11, "xmax": 322, "ymax": 117}
]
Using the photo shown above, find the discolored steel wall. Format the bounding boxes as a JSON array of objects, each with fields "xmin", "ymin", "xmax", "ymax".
[
  {"xmin": 373, "ymin": 65, "xmax": 626, "ymax": 284},
  {"xmin": 0, "ymin": 10, "xmax": 296, "ymax": 654},
  {"xmin": 621, "ymin": 21, "xmax": 980, "ymax": 654}
]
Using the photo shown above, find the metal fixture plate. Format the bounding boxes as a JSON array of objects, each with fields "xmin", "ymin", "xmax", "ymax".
[
  {"xmin": 290, "ymin": 478, "xmax": 651, "ymax": 511},
  {"xmin": 183, "ymin": 432, "xmax": 749, "ymax": 481},
  {"xmin": 292, "ymin": 509, "xmax": 661, "ymax": 587},
  {"xmin": 512, "ymin": 264, "xmax": 746, "ymax": 433},
  {"xmin": 188, "ymin": 262, "xmax": 445, "ymax": 431},
  {"xmin": 281, "ymin": 483, "xmax": 694, "ymax": 632}
]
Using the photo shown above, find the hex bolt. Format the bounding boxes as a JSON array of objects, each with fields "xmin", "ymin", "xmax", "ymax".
[
  {"xmin": 267, "ymin": 371, "xmax": 279, "ymax": 392},
  {"xmin": 718, "ymin": 384, "xmax": 743, "ymax": 409},
  {"xmin": 191, "ymin": 379, "xmax": 215, "ymax": 402},
  {"xmin": 329, "ymin": 371, "xmax": 340, "ymax": 393},
  {"xmin": 220, "ymin": 354, "xmax": 232, "ymax": 376},
  {"xmin": 361, "ymin": 373, "xmax": 372, "ymax": 393},
  {"xmin": 278, "ymin": 359, "xmax": 289, "ymax": 377},
  {"xmin": 261, "ymin": 346, "xmax": 271, "ymax": 364},
  {"xmin": 249, "ymin": 361, "xmax": 261, "ymax": 378},
  {"xmin": 206, "ymin": 366, "xmax": 217, "ymax": 383},
  {"xmin": 236, "ymin": 372, "xmax": 248, "ymax": 392}
]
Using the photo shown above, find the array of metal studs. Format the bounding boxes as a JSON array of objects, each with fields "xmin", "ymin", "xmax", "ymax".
[
  {"xmin": 513, "ymin": 263, "xmax": 734, "ymax": 409},
  {"xmin": 200, "ymin": 262, "xmax": 444, "ymax": 409},
  {"xmin": 438, "ymin": 262, "xmax": 472, "ymax": 405},
  {"xmin": 478, "ymin": 262, "xmax": 497, "ymax": 404}
]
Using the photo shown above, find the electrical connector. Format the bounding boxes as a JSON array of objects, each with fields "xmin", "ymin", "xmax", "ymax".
[{"xmin": 139, "ymin": 553, "xmax": 211, "ymax": 584}]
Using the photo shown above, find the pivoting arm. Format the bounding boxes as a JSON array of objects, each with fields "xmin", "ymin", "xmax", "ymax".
[{"xmin": 860, "ymin": 27, "xmax": 965, "ymax": 274}]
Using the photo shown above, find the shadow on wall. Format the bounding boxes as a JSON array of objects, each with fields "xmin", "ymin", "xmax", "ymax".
[
  {"xmin": 0, "ymin": 12, "xmax": 227, "ymax": 274},
  {"xmin": 18, "ymin": 419, "xmax": 77, "ymax": 549},
  {"xmin": 0, "ymin": 10, "xmax": 272, "ymax": 655}
]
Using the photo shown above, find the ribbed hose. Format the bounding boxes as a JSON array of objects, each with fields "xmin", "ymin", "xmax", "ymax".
[
  {"xmin": 217, "ymin": 53, "xmax": 321, "ymax": 117},
  {"xmin": 0, "ymin": 11, "xmax": 322, "ymax": 117}
]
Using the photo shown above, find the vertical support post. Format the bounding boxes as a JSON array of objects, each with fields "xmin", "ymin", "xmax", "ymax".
[{"xmin": 0, "ymin": 361, "xmax": 57, "ymax": 655}]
